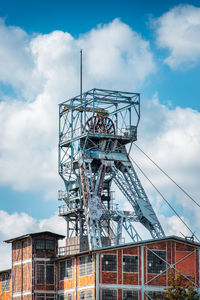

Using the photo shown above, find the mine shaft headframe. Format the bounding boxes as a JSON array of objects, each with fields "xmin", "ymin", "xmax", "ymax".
[{"xmin": 59, "ymin": 88, "xmax": 140, "ymax": 145}]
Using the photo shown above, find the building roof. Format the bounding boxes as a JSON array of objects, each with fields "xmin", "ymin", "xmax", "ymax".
[
  {"xmin": 4, "ymin": 231, "xmax": 65, "ymax": 243},
  {"xmin": 93, "ymin": 235, "xmax": 200, "ymax": 253},
  {"xmin": 55, "ymin": 235, "xmax": 200, "ymax": 261},
  {"xmin": 0, "ymin": 268, "xmax": 11, "ymax": 274}
]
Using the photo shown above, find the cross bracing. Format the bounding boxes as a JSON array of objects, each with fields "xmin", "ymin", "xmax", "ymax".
[{"xmin": 58, "ymin": 88, "xmax": 165, "ymax": 250}]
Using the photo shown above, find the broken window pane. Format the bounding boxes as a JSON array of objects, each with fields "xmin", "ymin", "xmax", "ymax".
[
  {"xmin": 147, "ymin": 250, "xmax": 166, "ymax": 274},
  {"xmin": 123, "ymin": 255, "xmax": 138, "ymax": 273},
  {"xmin": 102, "ymin": 254, "xmax": 117, "ymax": 271}
]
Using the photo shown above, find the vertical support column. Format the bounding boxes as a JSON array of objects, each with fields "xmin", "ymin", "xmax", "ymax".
[
  {"xmin": 116, "ymin": 217, "xmax": 123, "ymax": 245},
  {"xmin": 75, "ymin": 256, "xmax": 78, "ymax": 300},
  {"xmin": 199, "ymin": 248, "xmax": 200, "ymax": 293},
  {"xmin": 11, "ymin": 243, "xmax": 13, "ymax": 300},
  {"xmin": 58, "ymin": 104, "xmax": 61, "ymax": 175},
  {"xmin": 80, "ymin": 49, "xmax": 83, "ymax": 129},
  {"xmin": 115, "ymin": 104, "xmax": 118, "ymax": 135},
  {"xmin": 96, "ymin": 253, "xmax": 100, "ymax": 300},
  {"xmin": 71, "ymin": 99, "xmax": 73, "ymax": 139},
  {"xmin": 84, "ymin": 93, "xmax": 86, "ymax": 129},
  {"xmin": 141, "ymin": 246, "xmax": 144, "ymax": 300}
]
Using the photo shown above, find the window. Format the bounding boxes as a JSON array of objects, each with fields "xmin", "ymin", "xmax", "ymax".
[
  {"xmin": 79, "ymin": 290, "xmax": 93, "ymax": 300},
  {"xmin": 102, "ymin": 254, "xmax": 117, "ymax": 271},
  {"xmin": 79, "ymin": 255, "xmax": 93, "ymax": 276},
  {"xmin": 123, "ymin": 255, "xmax": 138, "ymax": 273},
  {"xmin": 1, "ymin": 273, "xmax": 11, "ymax": 292},
  {"xmin": 123, "ymin": 290, "xmax": 138, "ymax": 300},
  {"xmin": 36, "ymin": 239, "xmax": 45, "ymax": 250},
  {"xmin": 66, "ymin": 259, "xmax": 73, "ymax": 278},
  {"xmin": 36, "ymin": 239, "xmax": 55, "ymax": 250},
  {"xmin": 37, "ymin": 297, "xmax": 54, "ymax": 300},
  {"xmin": 102, "ymin": 289, "xmax": 117, "ymax": 300},
  {"xmin": 37, "ymin": 264, "xmax": 45, "ymax": 284},
  {"xmin": 59, "ymin": 296, "xmax": 64, "ymax": 300},
  {"xmin": 60, "ymin": 259, "xmax": 73, "ymax": 280},
  {"xmin": 46, "ymin": 265, "xmax": 54, "ymax": 284},
  {"xmin": 60, "ymin": 261, "xmax": 65, "ymax": 280},
  {"xmin": 147, "ymin": 250, "xmax": 166, "ymax": 274},
  {"xmin": 36, "ymin": 264, "xmax": 54, "ymax": 284},
  {"xmin": 46, "ymin": 240, "xmax": 55, "ymax": 250},
  {"xmin": 146, "ymin": 291, "xmax": 163, "ymax": 299}
]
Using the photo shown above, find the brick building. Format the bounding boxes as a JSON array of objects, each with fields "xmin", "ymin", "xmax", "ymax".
[
  {"xmin": 0, "ymin": 231, "xmax": 200, "ymax": 299},
  {"xmin": 0, "ymin": 269, "xmax": 11, "ymax": 300}
]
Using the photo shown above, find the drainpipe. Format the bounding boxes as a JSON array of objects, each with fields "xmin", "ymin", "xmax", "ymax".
[
  {"xmin": 141, "ymin": 246, "xmax": 144, "ymax": 300},
  {"xmin": 95, "ymin": 253, "xmax": 99, "ymax": 300},
  {"xmin": 21, "ymin": 241, "xmax": 23, "ymax": 300},
  {"xmin": 75, "ymin": 256, "xmax": 77, "ymax": 300}
]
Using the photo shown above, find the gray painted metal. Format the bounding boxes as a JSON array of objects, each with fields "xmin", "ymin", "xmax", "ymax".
[{"xmin": 58, "ymin": 88, "xmax": 165, "ymax": 251}]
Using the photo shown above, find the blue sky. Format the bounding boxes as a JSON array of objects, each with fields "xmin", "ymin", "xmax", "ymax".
[
  {"xmin": 0, "ymin": 0, "xmax": 200, "ymax": 269},
  {"xmin": 0, "ymin": 0, "xmax": 199, "ymax": 111}
]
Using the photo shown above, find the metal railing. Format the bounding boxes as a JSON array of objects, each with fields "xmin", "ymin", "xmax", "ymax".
[
  {"xmin": 58, "ymin": 204, "xmax": 80, "ymax": 215},
  {"xmin": 58, "ymin": 244, "xmax": 81, "ymax": 256},
  {"xmin": 58, "ymin": 190, "xmax": 68, "ymax": 200},
  {"xmin": 60, "ymin": 125, "xmax": 137, "ymax": 144}
]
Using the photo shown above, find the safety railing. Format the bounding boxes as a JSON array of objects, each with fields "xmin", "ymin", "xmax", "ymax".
[
  {"xmin": 58, "ymin": 204, "xmax": 80, "ymax": 216},
  {"xmin": 58, "ymin": 244, "xmax": 81, "ymax": 256},
  {"xmin": 60, "ymin": 125, "xmax": 137, "ymax": 144}
]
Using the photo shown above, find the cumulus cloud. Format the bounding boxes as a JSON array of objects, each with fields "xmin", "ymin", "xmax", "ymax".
[
  {"xmin": 0, "ymin": 16, "xmax": 200, "ymax": 262},
  {"xmin": 0, "ymin": 210, "xmax": 66, "ymax": 270},
  {"xmin": 128, "ymin": 95, "xmax": 200, "ymax": 239},
  {"xmin": 0, "ymin": 18, "xmax": 155, "ymax": 198},
  {"xmin": 154, "ymin": 5, "xmax": 200, "ymax": 69},
  {"xmin": 80, "ymin": 19, "xmax": 156, "ymax": 89},
  {"xmin": 0, "ymin": 20, "xmax": 44, "ymax": 99}
]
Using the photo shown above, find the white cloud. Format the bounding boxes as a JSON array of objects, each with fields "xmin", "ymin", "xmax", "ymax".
[
  {"xmin": 0, "ymin": 18, "xmax": 155, "ymax": 198},
  {"xmin": 0, "ymin": 210, "xmax": 66, "ymax": 270},
  {"xmin": 129, "ymin": 95, "xmax": 200, "ymax": 239},
  {"xmin": 0, "ymin": 17, "xmax": 200, "ymax": 263},
  {"xmin": 80, "ymin": 19, "xmax": 156, "ymax": 89},
  {"xmin": 0, "ymin": 20, "xmax": 44, "ymax": 100},
  {"xmin": 160, "ymin": 215, "xmax": 190, "ymax": 237},
  {"xmin": 154, "ymin": 5, "xmax": 200, "ymax": 69}
]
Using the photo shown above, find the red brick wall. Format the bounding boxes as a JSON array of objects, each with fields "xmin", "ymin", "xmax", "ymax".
[
  {"xmin": 13, "ymin": 238, "xmax": 32, "ymax": 262},
  {"xmin": 5, "ymin": 236, "xmax": 200, "ymax": 299},
  {"xmin": 32, "ymin": 234, "xmax": 58, "ymax": 259},
  {"xmin": 12, "ymin": 262, "xmax": 32, "ymax": 293},
  {"xmin": 12, "ymin": 238, "xmax": 32, "ymax": 295},
  {"xmin": 99, "ymin": 239, "xmax": 199, "ymax": 299}
]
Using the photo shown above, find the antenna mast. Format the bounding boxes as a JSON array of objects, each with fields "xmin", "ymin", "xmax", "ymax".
[{"xmin": 80, "ymin": 49, "xmax": 83, "ymax": 128}]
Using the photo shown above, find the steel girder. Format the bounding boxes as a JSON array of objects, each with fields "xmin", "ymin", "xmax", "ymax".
[
  {"xmin": 58, "ymin": 88, "xmax": 165, "ymax": 251},
  {"xmin": 111, "ymin": 161, "xmax": 165, "ymax": 239}
]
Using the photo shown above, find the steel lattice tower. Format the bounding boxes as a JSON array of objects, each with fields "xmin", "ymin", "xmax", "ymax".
[{"xmin": 58, "ymin": 88, "xmax": 165, "ymax": 250}]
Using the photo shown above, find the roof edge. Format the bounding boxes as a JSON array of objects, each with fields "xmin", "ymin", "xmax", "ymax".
[
  {"xmin": 5, "ymin": 231, "xmax": 65, "ymax": 243},
  {"xmin": 0, "ymin": 268, "xmax": 11, "ymax": 274}
]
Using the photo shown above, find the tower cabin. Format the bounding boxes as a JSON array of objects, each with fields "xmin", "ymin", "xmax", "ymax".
[{"xmin": 5, "ymin": 231, "xmax": 65, "ymax": 300}]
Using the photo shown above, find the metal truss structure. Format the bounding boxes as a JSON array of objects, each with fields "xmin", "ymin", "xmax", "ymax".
[
  {"xmin": 143, "ymin": 244, "xmax": 199, "ymax": 299},
  {"xmin": 58, "ymin": 88, "xmax": 165, "ymax": 250}
]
